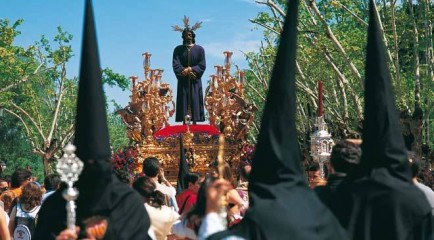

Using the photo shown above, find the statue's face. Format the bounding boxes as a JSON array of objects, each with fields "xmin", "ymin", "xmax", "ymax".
[{"xmin": 183, "ymin": 31, "xmax": 194, "ymax": 42}]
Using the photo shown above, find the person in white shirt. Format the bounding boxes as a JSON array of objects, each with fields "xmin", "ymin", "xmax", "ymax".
[
  {"xmin": 409, "ymin": 152, "xmax": 434, "ymax": 215},
  {"xmin": 133, "ymin": 176, "xmax": 180, "ymax": 240},
  {"xmin": 142, "ymin": 157, "xmax": 179, "ymax": 212},
  {"xmin": 41, "ymin": 174, "xmax": 61, "ymax": 202}
]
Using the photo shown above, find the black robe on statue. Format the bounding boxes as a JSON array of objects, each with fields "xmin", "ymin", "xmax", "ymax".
[{"xmin": 173, "ymin": 44, "xmax": 206, "ymax": 122}]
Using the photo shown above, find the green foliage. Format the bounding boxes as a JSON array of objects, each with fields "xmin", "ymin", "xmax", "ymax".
[
  {"xmin": 102, "ymin": 68, "xmax": 129, "ymax": 90},
  {"xmin": 0, "ymin": 115, "xmax": 44, "ymax": 181},
  {"xmin": 244, "ymin": 0, "xmax": 434, "ymax": 153},
  {"xmin": 107, "ymin": 108, "xmax": 130, "ymax": 150},
  {"xmin": 0, "ymin": 18, "xmax": 130, "ymax": 176}
]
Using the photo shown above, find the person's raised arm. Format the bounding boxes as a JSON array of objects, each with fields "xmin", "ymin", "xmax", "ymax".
[
  {"xmin": 198, "ymin": 179, "xmax": 232, "ymax": 240},
  {"xmin": 159, "ymin": 168, "xmax": 173, "ymax": 189}
]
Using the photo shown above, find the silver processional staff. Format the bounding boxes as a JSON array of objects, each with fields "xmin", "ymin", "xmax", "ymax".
[{"xmin": 56, "ymin": 143, "xmax": 84, "ymax": 231}]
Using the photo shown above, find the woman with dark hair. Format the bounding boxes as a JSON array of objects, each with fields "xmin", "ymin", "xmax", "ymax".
[
  {"xmin": 172, "ymin": 176, "xmax": 216, "ymax": 239},
  {"xmin": 133, "ymin": 176, "xmax": 179, "ymax": 240},
  {"xmin": 9, "ymin": 182, "xmax": 42, "ymax": 239}
]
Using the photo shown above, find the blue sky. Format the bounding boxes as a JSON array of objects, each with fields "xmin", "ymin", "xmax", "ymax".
[{"xmin": 2, "ymin": 0, "xmax": 266, "ymax": 118}]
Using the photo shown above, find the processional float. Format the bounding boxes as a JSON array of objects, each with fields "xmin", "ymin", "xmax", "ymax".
[{"xmin": 116, "ymin": 51, "xmax": 257, "ymax": 182}]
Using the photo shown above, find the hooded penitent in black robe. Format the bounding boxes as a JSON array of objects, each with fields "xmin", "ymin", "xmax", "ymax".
[
  {"xmin": 173, "ymin": 44, "xmax": 206, "ymax": 122},
  {"xmin": 34, "ymin": 0, "xmax": 150, "ymax": 239},
  {"xmin": 176, "ymin": 134, "xmax": 190, "ymax": 194},
  {"xmin": 34, "ymin": 177, "xmax": 150, "ymax": 240},
  {"xmin": 209, "ymin": 1, "xmax": 347, "ymax": 239},
  {"xmin": 328, "ymin": 1, "xmax": 433, "ymax": 239}
]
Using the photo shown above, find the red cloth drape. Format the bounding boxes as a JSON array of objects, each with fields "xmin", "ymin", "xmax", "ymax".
[{"xmin": 153, "ymin": 124, "xmax": 220, "ymax": 138}]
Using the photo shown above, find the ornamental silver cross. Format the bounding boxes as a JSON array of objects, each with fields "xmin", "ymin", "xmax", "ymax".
[{"xmin": 56, "ymin": 143, "xmax": 84, "ymax": 231}]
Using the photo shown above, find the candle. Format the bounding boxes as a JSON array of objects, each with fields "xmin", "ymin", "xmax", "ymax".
[
  {"xmin": 142, "ymin": 52, "xmax": 151, "ymax": 70},
  {"xmin": 130, "ymin": 76, "xmax": 138, "ymax": 88},
  {"xmin": 215, "ymin": 65, "xmax": 223, "ymax": 78},
  {"xmin": 239, "ymin": 71, "xmax": 245, "ymax": 84},
  {"xmin": 318, "ymin": 80, "xmax": 323, "ymax": 117},
  {"xmin": 217, "ymin": 134, "xmax": 225, "ymax": 179},
  {"xmin": 223, "ymin": 51, "xmax": 233, "ymax": 70}
]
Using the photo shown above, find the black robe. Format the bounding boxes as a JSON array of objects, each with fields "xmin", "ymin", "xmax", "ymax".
[
  {"xmin": 328, "ymin": 1, "xmax": 433, "ymax": 239},
  {"xmin": 173, "ymin": 44, "xmax": 206, "ymax": 122},
  {"xmin": 330, "ymin": 173, "xmax": 432, "ymax": 240},
  {"xmin": 34, "ymin": 176, "xmax": 151, "ymax": 240},
  {"xmin": 314, "ymin": 173, "xmax": 346, "ymax": 209},
  {"xmin": 209, "ymin": 184, "xmax": 347, "ymax": 240}
]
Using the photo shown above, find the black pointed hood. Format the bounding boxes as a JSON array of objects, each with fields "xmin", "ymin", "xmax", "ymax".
[
  {"xmin": 74, "ymin": 0, "xmax": 110, "ymax": 161},
  {"xmin": 208, "ymin": 1, "xmax": 346, "ymax": 239},
  {"xmin": 360, "ymin": 0, "xmax": 411, "ymax": 181},
  {"xmin": 74, "ymin": 0, "xmax": 113, "ymax": 218},
  {"xmin": 248, "ymin": 0, "xmax": 302, "ymax": 191},
  {"xmin": 176, "ymin": 134, "xmax": 189, "ymax": 194}
]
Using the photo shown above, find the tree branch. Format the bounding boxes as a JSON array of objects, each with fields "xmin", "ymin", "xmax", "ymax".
[
  {"xmin": 407, "ymin": 0, "xmax": 421, "ymax": 109},
  {"xmin": 255, "ymin": 0, "xmax": 286, "ymax": 18},
  {"xmin": 48, "ymin": 64, "xmax": 67, "ymax": 141},
  {"xmin": 1, "ymin": 107, "xmax": 44, "ymax": 156},
  {"xmin": 306, "ymin": 0, "xmax": 363, "ymax": 89},
  {"xmin": 10, "ymin": 102, "xmax": 47, "ymax": 143},
  {"xmin": 248, "ymin": 19, "xmax": 280, "ymax": 35},
  {"xmin": 244, "ymin": 49, "xmax": 269, "ymax": 89},
  {"xmin": 333, "ymin": 0, "xmax": 368, "ymax": 26},
  {"xmin": 0, "ymin": 62, "xmax": 45, "ymax": 93},
  {"xmin": 389, "ymin": 0, "xmax": 402, "ymax": 92},
  {"xmin": 244, "ymin": 76, "xmax": 266, "ymax": 102}
]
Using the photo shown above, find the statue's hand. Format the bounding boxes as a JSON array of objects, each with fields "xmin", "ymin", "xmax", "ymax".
[
  {"xmin": 188, "ymin": 72, "xmax": 197, "ymax": 80},
  {"xmin": 181, "ymin": 67, "xmax": 192, "ymax": 77}
]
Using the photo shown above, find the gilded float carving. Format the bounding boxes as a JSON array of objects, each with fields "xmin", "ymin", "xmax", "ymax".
[{"xmin": 117, "ymin": 52, "xmax": 256, "ymax": 182}]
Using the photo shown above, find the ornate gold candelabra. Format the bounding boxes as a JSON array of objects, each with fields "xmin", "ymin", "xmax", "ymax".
[
  {"xmin": 116, "ymin": 52, "xmax": 175, "ymax": 145},
  {"xmin": 205, "ymin": 51, "xmax": 257, "ymax": 141}
]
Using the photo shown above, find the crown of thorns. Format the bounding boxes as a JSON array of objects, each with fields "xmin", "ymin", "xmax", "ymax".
[{"xmin": 172, "ymin": 15, "xmax": 202, "ymax": 32}]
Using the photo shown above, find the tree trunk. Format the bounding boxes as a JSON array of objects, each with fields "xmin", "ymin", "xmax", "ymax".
[
  {"xmin": 423, "ymin": 0, "xmax": 434, "ymax": 149},
  {"xmin": 390, "ymin": 0, "xmax": 402, "ymax": 92},
  {"xmin": 43, "ymin": 156, "xmax": 50, "ymax": 177}
]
